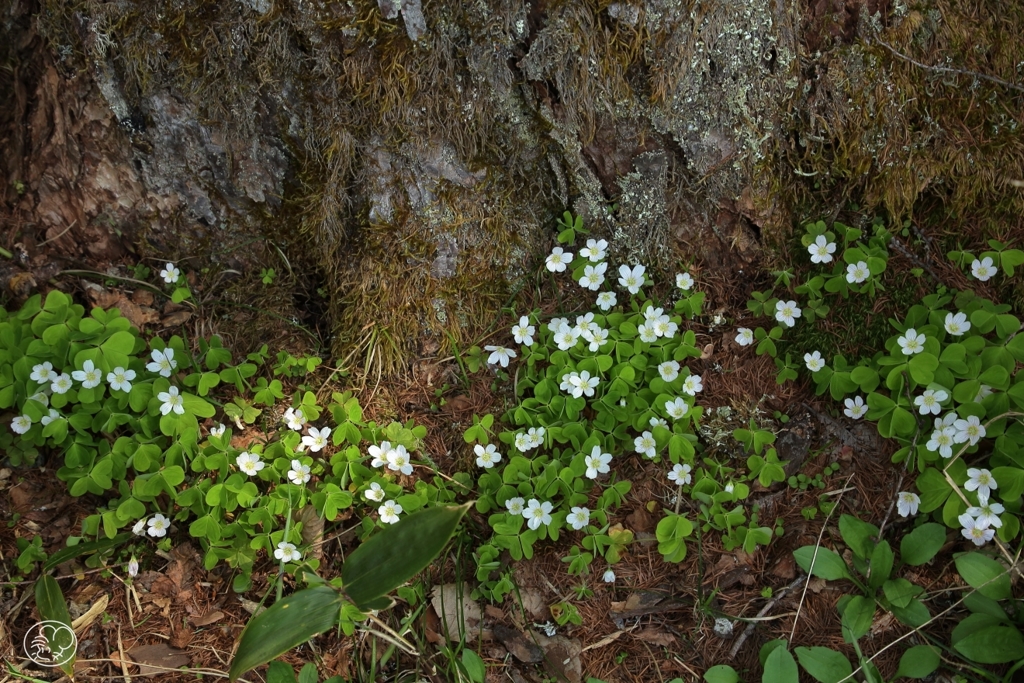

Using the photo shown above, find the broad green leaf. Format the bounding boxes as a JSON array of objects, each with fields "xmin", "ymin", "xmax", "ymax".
[
  {"xmin": 882, "ymin": 578, "xmax": 922, "ymax": 608},
  {"xmin": 228, "ymin": 586, "xmax": 343, "ymax": 681},
  {"xmin": 794, "ymin": 646, "xmax": 852, "ymax": 683},
  {"xmin": 868, "ymin": 541, "xmax": 894, "ymax": 588},
  {"xmin": 900, "ymin": 523, "xmax": 946, "ymax": 565},
  {"xmin": 840, "ymin": 595, "xmax": 874, "ymax": 643},
  {"xmin": 703, "ymin": 664, "xmax": 739, "ymax": 683},
  {"xmin": 762, "ymin": 646, "xmax": 799, "ymax": 683},
  {"xmin": 955, "ymin": 552, "xmax": 1011, "ymax": 600},
  {"xmin": 895, "ymin": 645, "xmax": 940, "ymax": 679},
  {"xmin": 953, "ymin": 625, "xmax": 1024, "ymax": 664},
  {"xmin": 759, "ymin": 639, "xmax": 788, "ymax": 666},
  {"xmin": 793, "ymin": 546, "xmax": 850, "ymax": 581},
  {"xmin": 34, "ymin": 575, "xmax": 76, "ymax": 675},
  {"xmin": 461, "ymin": 649, "xmax": 486, "ymax": 683},
  {"xmin": 267, "ymin": 661, "xmax": 297, "ymax": 683},
  {"xmin": 838, "ymin": 514, "xmax": 878, "ymax": 560},
  {"xmin": 342, "ymin": 503, "xmax": 470, "ymax": 609}
]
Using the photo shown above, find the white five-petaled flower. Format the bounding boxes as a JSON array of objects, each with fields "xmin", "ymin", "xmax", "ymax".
[
  {"xmin": 364, "ymin": 482, "xmax": 385, "ymax": 502},
  {"xmin": 896, "ymin": 491, "xmax": 920, "ymax": 517},
  {"xmin": 386, "ymin": 445, "xmax": 414, "ymax": 475},
  {"xmin": 914, "ymin": 388, "xmax": 948, "ymax": 416},
  {"xmin": 288, "ymin": 459, "xmax": 311, "ymax": 485},
  {"xmin": 804, "ymin": 351, "xmax": 825, "ymax": 372},
  {"xmin": 579, "ymin": 262, "xmax": 608, "ymax": 290},
  {"xmin": 512, "ymin": 316, "xmax": 536, "ymax": 346},
  {"xmin": 147, "ymin": 348, "xmax": 177, "ymax": 377},
  {"xmin": 668, "ymin": 463, "xmax": 692, "ymax": 486},
  {"xmin": 665, "ymin": 397, "xmax": 689, "ymax": 420},
  {"xmin": 475, "ymin": 443, "xmax": 502, "ymax": 469},
  {"xmin": 283, "ymin": 407, "xmax": 306, "ymax": 431},
  {"xmin": 51, "ymin": 373, "xmax": 72, "ymax": 394},
  {"xmin": 808, "ymin": 235, "xmax": 836, "ymax": 264},
  {"xmin": 72, "ymin": 360, "xmax": 102, "ymax": 389},
  {"xmin": 653, "ymin": 318, "xmax": 678, "ymax": 339},
  {"xmin": 603, "ymin": 569, "xmax": 616, "ymax": 583},
  {"xmin": 595, "ymin": 291, "xmax": 617, "ymax": 311},
  {"xmin": 132, "ymin": 519, "xmax": 147, "ymax": 536},
  {"xmin": 147, "ymin": 514, "xmax": 170, "ymax": 538},
  {"xmin": 567, "ymin": 506, "xmax": 590, "ymax": 531},
  {"xmin": 897, "ymin": 329, "xmax": 926, "ymax": 355},
  {"xmin": 574, "ymin": 312, "xmax": 597, "ymax": 335},
  {"xmin": 30, "ymin": 362, "xmax": 56, "ymax": 384},
  {"xmin": 11, "ymin": 414, "xmax": 32, "ymax": 434},
  {"xmin": 954, "ymin": 415, "xmax": 986, "ymax": 446},
  {"xmin": 275, "ymin": 541, "xmax": 302, "ymax": 563},
  {"xmin": 735, "ymin": 328, "xmax": 754, "ymax": 346},
  {"xmin": 846, "ymin": 261, "xmax": 869, "ymax": 284},
  {"xmin": 160, "ymin": 262, "xmax": 181, "ymax": 284},
  {"xmin": 514, "ymin": 432, "xmax": 532, "ymax": 452},
  {"xmin": 548, "ymin": 317, "xmax": 571, "ymax": 334},
  {"xmin": 302, "ymin": 426, "xmax": 331, "ymax": 452},
  {"xmin": 634, "ymin": 431, "xmax": 657, "ymax": 459},
  {"xmin": 527, "ymin": 427, "xmax": 545, "ymax": 448},
  {"xmin": 523, "ymin": 499, "xmax": 553, "ymax": 530},
  {"xmin": 379, "ymin": 500, "xmax": 403, "ymax": 524},
  {"xmin": 560, "ymin": 371, "xmax": 578, "ymax": 393},
  {"xmin": 158, "ymin": 386, "xmax": 186, "ymax": 415},
  {"xmin": 926, "ymin": 425, "xmax": 956, "ymax": 459},
  {"xmin": 944, "ymin": 311, "xmax": 971, "ymax": 336},
  {"xmin": 553, "ymin": 327, "xmax": 581, "ymax": 351},
  {"xmin": 41, "ymin": 409, "xmax": 60, "ymax": 426},
  {"xmin": 584, "ymin": 446, "xmax": 612, "ymax": 479},
  {"xmin": 775, "ymin": 300, "xmax": 802, "ymax": 327},
  {"xmin": 236, "ymin": 451, "xmax": 265, "ymax": 476},
  {"xmin": 971, "ymin": 257, "xmax": 996, "ymax": 281},
  {"xmin": 485, "ymin": 345, "xmax": 517, "ymax": 368},
  {"xmin": 617, "ymin": 264, "xmax": 646, "ymax": 294},
  {"xmin": 637, "ymin": 322, "xmax": 659, "ymax": 344},
  {"xmin": 107, "ymin": 366, "xmax": 136, "ymax": 392},
  {"xmin": 545, "ymin": 247, "xmax": 573, "ymax": 272},
  {"xmin": 505, "ymin": 497, "xmax": 526, "ymax": 515},
  {"xmin": 368, "ymin": 441, "xmax": 394, "ymax": 468},
  {"xmin": 676, "ymin": 272, "xmax": 694, "ymax": 290},
  {"xmin": 658, "ymin": 361, "xmax": 680, "ymax": 382},
  {"xmin": 844, "ymin": 396, "xmax": 867, "ymax": 419},
  {"xmin": 582, "ymin": 326, "xmax": 610, "ymax": 352},
  {"xmin": 965, "ymin": 468, "xmax": 997, "ymax": 504},
  {"xmin": 580, "ymin": 238, "xmax": 608, "ymax": 262},
  {"xmin": 128, "ymin": 557, "xmax": 139, "ymax": 578},
  {"xmin": 569, "ymin": 370, "xmax": 600, "ymax": 399},
  {"xmin": 681, "ymin": 374, "xmax": 703, "ymax": 396},
  {"xmin": 650, "ymin": 416, "xmax": 668, "ymax": 429},
  {"xmin": 960, "ymin": 513, "xmax": 995, "ymax": 546},
  {"xmin": 967, "ymin": 502, "xmax": 1004, "ymax": 529}
]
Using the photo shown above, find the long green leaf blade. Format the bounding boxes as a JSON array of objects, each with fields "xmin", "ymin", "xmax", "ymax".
[{"xmin": 34, "ymin": 575, "xmax": 76, "ymax": 675}]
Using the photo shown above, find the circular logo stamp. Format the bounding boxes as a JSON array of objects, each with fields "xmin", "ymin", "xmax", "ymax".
[{"xmin": 23, "ymin": 620, "xmax": 77, "ymax": 667}]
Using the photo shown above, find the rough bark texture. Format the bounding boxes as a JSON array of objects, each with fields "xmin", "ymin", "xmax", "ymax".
[{"xmin": 2, "ymin": 0, "xmax": 1023, "ymax": 367}]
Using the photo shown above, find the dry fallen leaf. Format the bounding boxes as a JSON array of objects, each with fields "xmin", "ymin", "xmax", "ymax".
[
  {"xmin": 634, "ymin": 627, "xmax": 677, "ymax": 647},
  {"xmin": 192, "ymin": 610, "xmax": 225, "ymax": 626},
  {"xmin": 127, "ymin": 643, "xmax": 191, "ymax": 677},
  {"xmin": 493, "ymin": 624, "xmax": 543, "ymax": 663},
  {"xmin": 430, "ymin": 584, "xmax": 482, "ymax": 641},
  {"xmin": 71, "ymin": 594, "xmax": 109, "ymax": 634}
]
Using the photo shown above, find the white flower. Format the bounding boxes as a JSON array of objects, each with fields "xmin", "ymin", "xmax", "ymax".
[
  {"xmin": 602, "ymin": 569, "xmax": 616, "ymax": 583},
  {"xmin": 560, "ymin": 371, "xmax": 578, "ymax": 393},
  {"xmin": 485, "ymin": 345, "xmax": 517, "ymax": 368},
  {"xmin": 897, "ymin": 329, "xmax": 926, "ymax": 355},
  {"xmin": 582, "ymin": 326, "xmax": 610, "ymax": 352},
  {"xmin": 735, "ymin": 328, "xmax": 754, "ymax": 346},
  {"xmin": 573, "ymin": 313, "xmax": 597, "ymax": 337},
  {"xmin": 665, "ymin": 397, "xmax": 689, "ymax": 420},
  {"xmin": 527, "ymin": 427, "xmax": 545, "ymax": 448},
  {"xmin": 580, "ymin": 238, "xmax": 608, "ymax": 261},
  {"xmin": 658, "ymin": 361, "xmax": 680, "ymax": 382},
  {"xmin": 637, "ymin": 322, "xmax": 659, "ymax": 343},
  {"xmin": 128, "ymin": 557, "xmax": 139, "ymax": 578},
  {"xmin": 808, "ymin": 235, "xmax": 836, "ymax": 264},
  {"xmin": 965, "ymin": 468, "xmax": 997, "ymax": 504},
  {"xmin": 896, "ymin": 491, "xmax": 920, "ymax": 517},
  {"xmin": 514, "ymin": 432, "xmax": 532, "ymax": 452},
  {"xmin": 72, "ymin": 359, "xmax": 102, "ymax": 389},
  {"xmin": 775, "ymin": 300, "xmax": 802, "ymax": 327},
  {"xmin": 160, "ymin": 262, "xmax": 181, "ymax": 284},
  {"xmin": 569, "ymin": 370, "xmax": 600, "ymax": 398},
  {"xmin": 668, "ymin": 463, "xmax": 692, "ymax": 486},
  {"xmin": 368, "ymin": 441, "xmax": 394, "ymax": 468},
  {"xmin": 236, "ymin": 451, "xmax": 265, "ymax": 476},
  {"xmin": 567, "ymin": 506, "xmax": 590, "ymax": 531},
  {"xmin": 936, "ymin": 412, "xmax": 958, "ymax": 430},
  {"xmin": 595, "ymin": 291, "xmax": 617, "ymax": 311},
  {"xmin": 584, "ymin": 446, "xmax": 612, "ymax": 479},
  {"xmin": 617, "ymin": 264, "xmax": 646, "ymax": 294},
  {"xmin": 579, "ymin": 262, "xmax": 608, "ymax": 290},
  {"xmin": 287, "ymin": 459, "xmax": 311, "ymax": 485},
  {"xmin": 548, "ymin": 317, "xmax": 571, "ymax": 335},
  {"xmin": 523, "ymin": 499, "xmax": 553, "ymax": 530},
  {"xmin": 283, "ymin": 407, "xmax": 306, "ymax": 431},
  {"xmin": 107, "ymin": 366, "xmax": 136, "ymax": 392},
  {"xmin": 40, "ymin": 409, "xmax": 60, "ymax": 426},
  {"xmin": 804, "ymin": 351, "xmax": 825, "ymax": 372},
  {"xmin": 505, "ymin": 497, "xmax": 526, "ymax": 515},
  {"xmin": 30, "ymin": 362, "xmax": 56, "ymax": 384},
  {"xmin": 650, "ymin": 416, "xmax": 668, "ymax": 429},
  {"xmin": 846, "ymin": 261, "xmax": 869, "ymax": 284},
  {"xmin": 11, "ymin": 414, "xmax": 32, "ymax": 434},
  {"xmin": 971, "ymin": 256, "xmax": 996, "ymax": 281},
  {"xmin": 676, "ymin": 272, "xmax": 694, "ymax": 290},
  {"xmin": 975, "ymin": 385, "xmax": 994, "ymax": 403},
  {"xmin": 843, "ymin": 396, "xmax": 867, "ymax": 419},
  {"xmin": 147, "ymin": 348, "xmax": 177, "ymax": 377},
  {"xmin": 967, "ymin": 502, "xmax": 1004, "ymax": 529},
  {"xmin": 553, "ymin": 327, "xmax": 581, "ymax": 351},
  {"xmin": 634, "ymin": 431, "xmax": 657, "ymax": 459},
  {"xmin": 386, "ymin": 445, "xmax": 414, "ymax": 475},
  {"xmin": 147, "ymin": 514, "xmax": 170, "ymax": 538},
  {"xmin": 681, "ymin": 374, "xmax": 703, "ymax": 396},
  {"xmin": 960, "ymin": 513, "xmax": 995, "ymax": 546},
  {"xmin": 51, "ymin": 373, "xmax": 72, "ymax": 394},
  {"xmin": 643, "ymin": 305, "xmax": 667, "ymax": 324},
  {"xmin": 724, "ymin": 482, "xmax": 735, "ymax": 495},
  {"xmin": 475, "ymin": 443, "xmax": 502, "ymax": 469},
  {"xmin": 512, "ymin": 316, "xmax": 536, "ymax": 346},
  {"xmin": 274, "ymin": 541, "xmax": 301, "ymax": 563},
  {"xmin": 943, "ymin": 312, "xmax": 971, "ymax": 336},
  {"xmin": 27, "ymin": 391, "xmax": 48, "ymax": 406},
  {"xmin": 926, "ymin": 426, "xmax": 956, "ymax": 458},
  {"xmin": 132, "ymin": 519, "xmax": 147, "ymax": 536},
  {"xmin": 654, "ymin": 319, "xmax": 678, "ymax": 338},
  {"xmin": 364, "ymin": 482, "xmax": 385, "ymax": 502},
  {"xmin": 302, "ymin": 426, "xmax": 331, "ymax": 452},
  {"xmin": 914, "ymin": 389, "xmax": 948, "ymax": 416},
  {"xmin": 954, "ymin": 415, "xmax": 986, "ymax": 446},
  {"xmin": 545, "ymin": 247, "xmax": 573, "ymax": 272},
  {"xmin": 379, "ymin": 500, "xmax": 403, "ymax": 524},
  {"xmin": 157, "ymin": 386, "xmax": 185, "ymax": 416}
]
